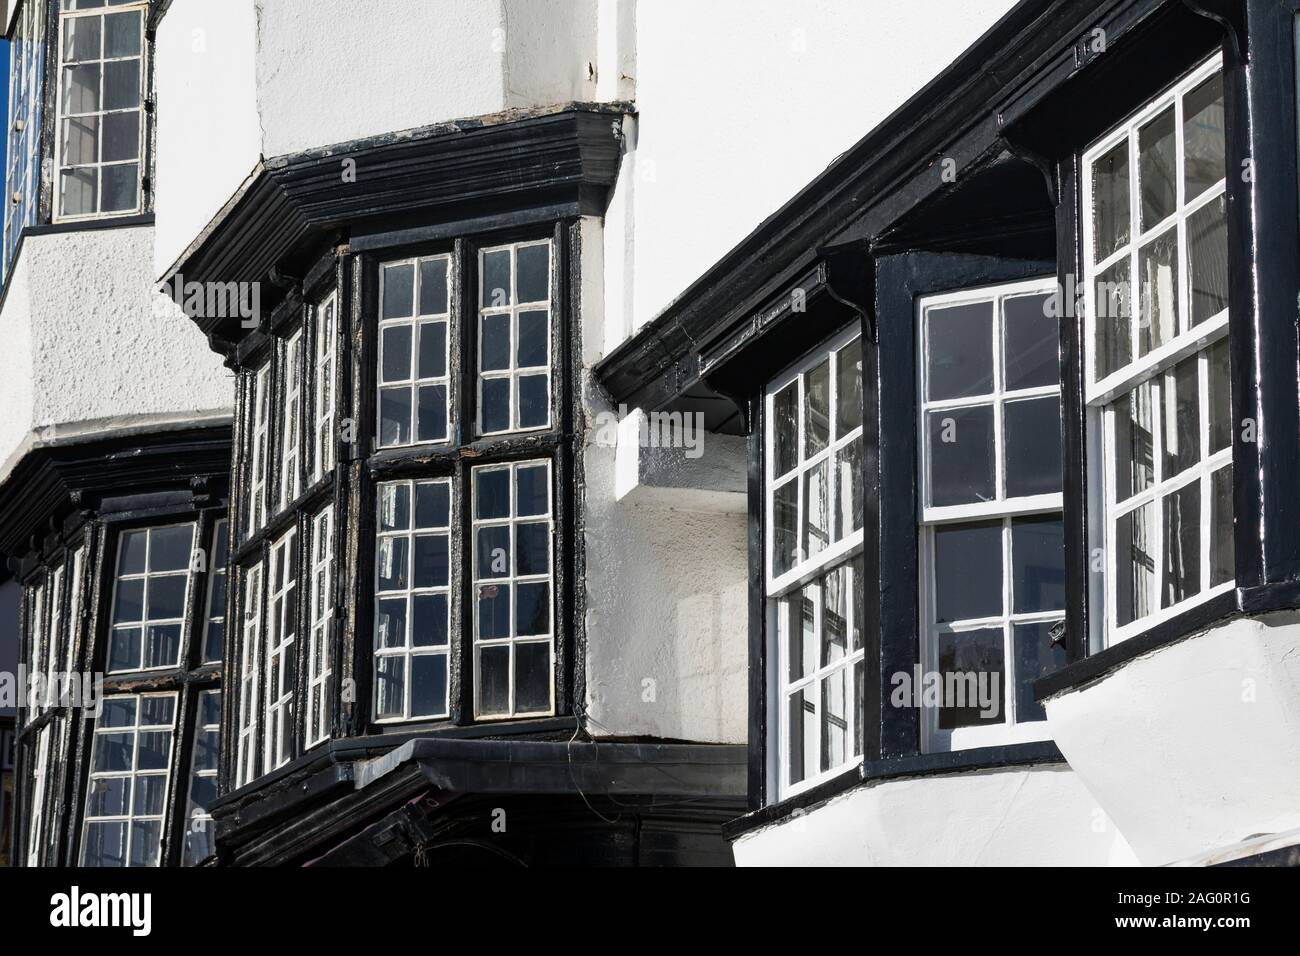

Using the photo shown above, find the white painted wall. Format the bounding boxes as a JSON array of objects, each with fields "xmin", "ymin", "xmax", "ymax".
[
  {"xmin": 1044, "ymin": 612, "xmax": 1300, "ymax": 866},
  {"xmin": 0, "ymin": 227, "xmax": 232, "ymax": 483},
  {"xmin": 599, "ymin": 0, "xmax": 1019, "ymax": 355},
  {"xmin": 733, "ymin": 765, "xmax": 1139, "ymax": 866},
  {"xmin": 579, "ymin": 217, "xmax": 748, "ymax": 743},
  {"xmin": 153, "ymin": 0, "xmax": 262, "ymax": 276}
]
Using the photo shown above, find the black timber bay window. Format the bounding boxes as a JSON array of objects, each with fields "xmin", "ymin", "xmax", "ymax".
[
  {"xmin": 594, "ymin": 0, "xmax": 1289, "ymax": 827},
  {"xmin": 8, "ymin": 429, "xmax": 230, "ymax": 866},
  {"xmin": 230, "ymin": 225, "xmax": 575, "ymax": 790}
]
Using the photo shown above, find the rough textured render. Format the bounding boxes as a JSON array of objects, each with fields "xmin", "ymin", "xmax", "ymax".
[{"xmin": 0, "ymin": 227, "xmax": 232, "ymax": 481}]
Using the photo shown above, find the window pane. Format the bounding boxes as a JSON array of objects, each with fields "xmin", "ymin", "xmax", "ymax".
[
  {"xmin": 820, "ymin": 666, "xmax": 850, "ymax": 772},
  {"xmin": 1116, "ymin": 502, "xmax": 1156, "ymax": 627},
  {"xmin": 102, "ymin": 59, "xmax": 139, "ymax": 110},
  {"xmin": 376, "ymin": 537, "xmax": 409, "ymax": 591},
  {"xmin": 412, "ymin": 593, "xmax": 449, "ymax": 646},
  {"xmin": 517, "ymin": 310, "xmax": 548, "ymax": 368},
  {"xmin": 414, "ymin": 481, "xmax": 451, "ymax": 528},
  {"xmin": 1211, "ymin": 464, "xmax": 1233, "ymax": 587},
  {"xmin": 515, "ymin": 582, "xmax": 549, "ymax": 636},
  {"xmin": 64, "ymin": 16, "xmax": 101, "ymax": 60},
  {"xmin": 937, "ymin": 628, "xmax": 1004, "ymax": 728},
  {"xmin": 804, "ymin": 359, "xmax": 831, "ymax": 456},
  {"xmin": 476, "ymin": 526, "xmax": 510, "ymax": 579},
  {"xmin": 481, "ymin": 378, "xmax": 510, "ymax": 433},
  {"xmin": 516, "ymin": 244, "xmax": 550, "ymax": 303},
  {"xmin": 83, "ymin": 822, "xmax": 126, "ymax": 867},
  {"xmin": 1113, "ymin": 380, "xmax": 1154, "ymax": 502},
  {"xmin": 835, "ymin": 337, "xmax": 863, "ymax": 435},
  {"xmin": 772, "ymin": 480, "xmax": 798, "ymax": 577},
  {"xmin": 514, "ymin": 641, "xmax": 551, "ymax": 713},
  {"xmin": 1162, "ymin": 355, "xmax": 1201, "ymax": 479},
  {"xmin": 1013, "ymin": 622, "xmax": 1066, "ymax": 722},
  {"xmin": 801, "ymin": 458, "xmax": 830, "ymax": 562},
  {"xmin": 1187, "ymin": 195, "xmax": 1228, "ymax": 326},
  {"xmin": 108, "ymin": 628, "xmax": 140, "ymax": 671},
  {"xmin": 786, "ymin": 586, "xmax": 816, "ymax": 682},
  {"xmin": 1003, "ymin": 396, "xmax": 1062, "ymax": 498},
  {"xmin": 926, "ymin": 301, "xmax": 993, "ymax": 400},
  {"xmin": 150, "ymin": 525, "xmax": 193, "ymax": 571},
  {"xmin": 62, "ymin": 115, "xmax": 98, "ymax": 164},
  {"xmin": 515, "ymin": 522, "xmax": 549, "ymax": 576},
  {"xmin": 102, "ymin": 111, "xmax": 139, "ymax": 162},
  {"xmin": 517, "ymin": 374, "xmax": 549, "ymax": 428},
  {"xmin": 380, "ymin": 325, "xmax": 412, "ymax": 382},
  {"xmin": 146, "ymin": 575, "xmax": 186, "ymax": 620},
  {"xmin": 834, "ymin": 435, "xmax": 863, "ymax": 541},
  {"xmin": 787, "ymin": 685, "xmax": 816, "ymax": 786},
  {"xmin": 482, "ymin": 250, "xmax": 511, "ymax": 307},
  {"xmin": 379, "ymin": 387, "xmax": 412, "ymax": 445},
  {"xmin": 478, "ymin": 644, "xmax": 511, "ymax": 716},
  {"xmin": 1183, "ymin": 72, "xmax": 1225, "ymax": 201},
  {"xmin": 62, "ymin": 63, "xmax": 100, "ymax": 113},
  {"xmin": 1094, "ymin": 258, "xmax": 1132, "ymax": 379},
  {"xmin": 1137, "ymin": 226, "xmax": 1178, "ymax": 356},
  {"xmin": 481, "ymin": 313, "xmax": 510, "ymax": 371},
  {"xmin": 821, "ymin": 565, "xmax": 849, "ymax": 665},
  {"xmin": 381, "ymin": 263, "xmax": 414, "ymax": 318},
  {"xmin": 1003, "ymin": 293, "xmax": 1057, "ymax": 390},
  {"xmin": 1092, "ymin": 139, "xmax": 1130, "ymax": 262},
  {"xmin": 1138, "ymin": 107, "xmax": 1177, "ymax": 229},
  {"xmin": 379, "ymin": 483, "xmax": 411, "ymax": 531},
  {"xmin": 477, "ymin": 584, "xmax": 509, "ymax": 640},
  {"xmin": 410, "ymin": 654, "xmax": 447, "ymax": 717},
  {"xmin": 1011, "ymin": 515, "xmax": 1065, "ymax": 613},
  {"xmin": 1161, "ymin": 480, "xmax": 1201, "ymax": 608},
  {"xmin": 928, "ymin": 405, "xmax": 995, "ymax": 507},
  {"xmin": 113, "ymin": 579, "xmax": 143, "ymax": 622},
  {"xmin": 933, "ymin": 521, "xmax": 1002, "ymax": 623},
  {"xmin": 144, "ymin": 623, "xmax": 181, "ymax": 668},
  {"xmin": 772, "ymin": 382, "xmax": 798, "ymax": 477},
  {"xmin": 60, "ymin": 168, "xmax": 97, "ymax": 216},
  {"xmin": 418, "ymin": 257, "xmax": 448, "ymax": 314},
  {"xmin": 374, "ymin": 656, "xmax": 405, "ymax": 719},
  {"xmin": 104, "ymin": 10, "xmax": 141, "ymax": 56},
  {"xmin": 417, "ymin": 320, "xmax": 447, "ymax": 378},
  {"xmin": 516, "ymin": 464, "xmax": 549, "ymax": 517},
  {"xmin": 118, "ymin": 530, "xmax": 147, "ymax": 574},
  {"xmin": 415, "ymin": 384, "xmax": 447, "ymax": 442},
  {"xmin": 412, "ymin": 534, "xmax": 449, "ymax": 589},
  {"xmin": 474, "ymin": 468, "xmax": 511, "ymax": 520}
]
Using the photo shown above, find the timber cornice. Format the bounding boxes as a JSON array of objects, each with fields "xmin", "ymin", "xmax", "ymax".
[
  {"xmin": 0, "ymin": 422, "xmax": 232, "ymax": 563},
  {"xmin": 161, "ymin": 102, "xmax": 631, "ymax": 352},
  {"xmin": 592, "ymin": 0, "xmax": 1185, "ymax": 411}
]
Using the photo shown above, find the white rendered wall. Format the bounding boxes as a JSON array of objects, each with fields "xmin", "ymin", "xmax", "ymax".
[
  {"xmin": 733, "ymin": 765, "xmax": 1139, "ymax": 866},
  {"xmin": 599, "ymin": 0, "xmax": 1018, "ymax": 355},
  {"xmin": 1044, "ymin": 612, "xmax": 1300, "ymax": 866},
  {"xmin": 0, "ymin": 228, "xmax": 232, "ymax": 483},
  {"xmin": 153, "ymin": 0, "xmax": 261, "ymax": 277},
  {"xmin": 579, "ymin": 217, "xmax": 748, "ymax": 743}
]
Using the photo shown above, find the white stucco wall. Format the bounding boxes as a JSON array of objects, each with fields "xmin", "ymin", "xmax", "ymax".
[
  {"xmin": 599, "ymin": 0, "xmax": 1019, "ymax": 352},
  {"xmin": 0, "ymin": 228, "xmax": 232, "ymax": 483},
  {"xmin": 153, "ymin": 0, "xmax": 262, "ymax": 276},
  {"xmin": 733, "ymin": 765, "xmax": 1139, "ymax": 866},
  {"xmin": 579, "ymin": 217, "xmax": 748, "ymax": 743},
  {"xmin": 1044, "ymin": 612, "xmax": 1300, "ymax": 866}
]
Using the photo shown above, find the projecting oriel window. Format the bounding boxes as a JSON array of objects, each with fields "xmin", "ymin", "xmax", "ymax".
[
  {"xmin": 1082, "ymin": 53, "xmax": 1233, "ymax": 644},
  {"xmin": 182, "ymin": 689, "xmax": 220, "ymax": 866},
  {"xmin": 374, "ymin": 479, "xmax": 452, "ymax": 721},
  {"xmin": 55, "ymin": 0, "xmax": 147, "ymax": 220},
  {"xmin": 478, "ymin": 241, "xmax": 552, "ymax": 435},
  {"xmin": 306, "ymin": 505, "xmax": 334, "ymax": 746},
  {"xmin": 107, "ymin": 524, "xmax": 196, "ymax": 673},
  {"xmin": 378, "ymin": 254, "xmax": 451, "ymax": 447},
  {"xmin": 81, "ymin": 693, "xmax": 176, "ymax": 867},
  {"xmin": 916, "ymin": 279, "xmax": 1066, "ymax": 751},
  {"xmin": 766, "ymin": 325, "xmax": 865, "ymax": 797}
]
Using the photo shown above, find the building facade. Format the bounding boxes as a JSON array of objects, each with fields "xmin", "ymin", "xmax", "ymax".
[{"xmin": 6, "ymin": 0, "xmax": 1300, "ymax": 867}]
